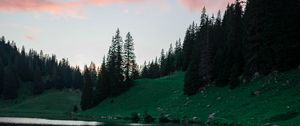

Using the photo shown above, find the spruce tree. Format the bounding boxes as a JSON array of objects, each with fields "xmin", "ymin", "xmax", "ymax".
[
  {"xmin": 131, "ymin": 61, "xmax": 140, "ymax": 80},
  {"xmin": 107, "ymin": 29, "xmax": 124, "ymax": 96},
  {"xmin": 94, "ymin": 57, "xmax": 110, "ymax": 105},
  {"xmin": 159, "ymin": 49, "xmax": 167, "ymax": 76},
  {"xmin": 141, "ymin": 61, "xmax": 148, "ymax": 78},
  {"xmin": 123, "ymin": 32, "xmax": 136, "ymax": 83},
  {"xmin": 182, "ymin": 23, "xmax": 196, "ymax": 70},
  {"xmin": 81, "ymin": 65, "xmax": 94, "ymax": 110},
  {"xmin": 175, "ymin": 39, "xmax": 183, "ymax": 71},
  {"xmin": 166, "ymin": 44, "xmax": 175, "ymax": 74},
  {"xmin": 89, "ymin": 62, "xmax": 97, "ymax": 88}
]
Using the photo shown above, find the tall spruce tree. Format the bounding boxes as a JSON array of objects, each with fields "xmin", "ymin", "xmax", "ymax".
[
  {"xmin": 94, "ymin": 57, "xmax": 110, "ymax": 105},
  {"xmin": 228, "ymin": 0, "xmax": 244, "ymax": 88},
  {"xmin": 81, "ymin": 65, "xmax": 94, "ymax": 110},
  {"xmin": 123, "ymin": 32, "xmax": 136, "ymax": 84},
  {"xmin": 159, "ymin": 49, "xmax": 167, "ymax": 76},
  {"xmin": 107, "ymin": 29, "xmax": 124, "ymax": 96},
  {"xmin": 166, "ymin": 44, "xmax": 175, "ymax": 74},
  {"xmin": 182, "ymin": 22, "xmax": 196, "ymax": 70},
  {"xmin": 89, "ymin": 62, "xmax": 97, "ymax": 88},
  {"xmin": 175, "ymin": 39, "xmax": 183, "ymax": 71},
  {"xmin": 141, "ymin": 61, "xmax": 148, "ymax": 78}
]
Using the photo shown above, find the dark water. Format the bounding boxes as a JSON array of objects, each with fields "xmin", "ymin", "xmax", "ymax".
[
  {"xmin": 0, "ymin": 117, "xmax": 155, "ymax": 126},
  {"xmin": 0, "ymin": 117, "xmax": 214, "ymax": 126}
]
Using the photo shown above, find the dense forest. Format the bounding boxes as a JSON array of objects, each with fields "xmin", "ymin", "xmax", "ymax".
[
  {"xmin": 0, "ymin": 36, "xmax": 83, "ymax": 100},
  {"xmin": 0, "ymin": 0, "xmax": 299, "ymax": 112},
  {"xmin": 80, "ymin": 29, "xmax": 140, "ymax": 110},
  {"xmin": 141, "ymin": 0, "xmax": 300, "ymax": 95}
]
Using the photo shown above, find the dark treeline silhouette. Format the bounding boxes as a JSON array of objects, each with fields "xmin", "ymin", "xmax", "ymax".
[
  {"xmin": 81, "ymin": 29, "xmax": 139, "ymax": 110},
  {"xmin": 184, "ymin": 0, "xmax": 300, "ymax": 95},
  {"xmin": 0, "ymin": 36, "xmax": 83, "ymax": 100},
  {"xmin": 141, "ymin": 39, "xmax": 184, "ymax": 79},
  {"xmin": 140, "ymin": 0, "xmax": 300, "ymax": 96}
]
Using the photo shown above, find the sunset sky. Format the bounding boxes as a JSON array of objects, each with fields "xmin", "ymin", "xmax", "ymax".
[{"xmin": 0, "ymin": 0, "xmax": 235, "ymax": 68}]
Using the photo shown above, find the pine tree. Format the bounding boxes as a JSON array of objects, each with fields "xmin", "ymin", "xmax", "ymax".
[
  {"xmin": 228, "ymin": 0, "xmax": 244, "ymax": 88},
  {"xmin": 94, "ymin": 57, "xmax": 110, "ymax": 105},
  {"xmin": 175, "ymin": 39, "xmax": 183, "ymax": 71},
  {"xmin": 153, "ymin": 58, "xmax": 160, "ymax": 78},
  {"xmin": 212, "ymin": 10, "xmax": 225, "ymax": 82},
  {"xmin": 159, "ymin": 49, "xmax": 167, "ymax": 76},
  {"xmin": 73, "ymin": 66, "xmax": 83, "ymax": 89},
  {"xmin": 81, "ymin": 65, "xmax": 94, "ymax": 110},
  {"xmin": 214, "ymin": 2, "xmax": 244, "ymax": 87},
  {"xmin": 198, "ymin": 9, "xmax": 214, "ymax": 84},
  {"xmin": 107, "ymin": 29, "xmax": 124, "ymax": 96},
  {"xmin": 89, "ymin": 62, "xmax": 97, "ymax": 88},
  {"xmin": 182, "ymin": 23, "xmax": 196, "ymax": 70},
  {"xmin": 131, "ymin": 61, "xmax": 140, "ymax": 80},
  {"xmin": 141, "ymin": 61, "xmax": 148, "ymax": 78},
  {"xmin": 166, "ymin": 44, "xmax": 175, "ymax": 74},
  {"xmin": 123, "ymin": 32, "xmax": 136, "ymax": 83}
]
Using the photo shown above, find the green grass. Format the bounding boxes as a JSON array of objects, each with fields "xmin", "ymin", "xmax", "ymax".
[
  {"xmin": 0, "ymin": 69, "xmax": 299, "ymax": 125},
  {"xmin": 0, "ymin": 89, "xmax": 81, "ymax": 119},
  {"xmin": 80, "ymin": 69, "xmax": 300, "ymax": 126}
]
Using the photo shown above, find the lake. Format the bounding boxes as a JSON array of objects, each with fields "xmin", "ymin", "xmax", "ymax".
[{"xmin": 0, "ymin": 117, "xmax": 155, "ymax": 126}]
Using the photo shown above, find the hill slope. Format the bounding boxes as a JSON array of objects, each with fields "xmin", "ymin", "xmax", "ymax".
[
  {"xmin": 0, "ymin": 90, "xmax": 81, "ymax": 119},
  {"xmin": 81, "ymin": 70, "xmax": 300, "ymax": 125}
]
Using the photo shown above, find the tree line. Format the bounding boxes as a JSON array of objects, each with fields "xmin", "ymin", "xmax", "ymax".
[
  {"xmin": 80, "ymin": 29, "xmax": 139, "ymax": 110},
  {"xmin": 183, "ymin": 0, "xmax": 300, "ymax": 95},
  {"xmin": 0, "ymin": 36, "xmax": 83, "ymax": 99},
  {"xmin": 139, "ymin": 0, "xmax": 300, "ymax": 96},
  {"xmin": 141, "ymin": 39, "xmax": 183, "ymax": 79}
]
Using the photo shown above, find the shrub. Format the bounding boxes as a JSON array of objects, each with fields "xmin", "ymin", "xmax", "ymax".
[
  {"xmin": 131, "ymin": 112, "xmax": 140, "ymax": 123},
  {"xmin": 143, "ymin": 112, "xmax": 155, "ymax": 123},
  {"xmin": 73, "ymin": 105, "xmax": 79, "ymax": 113}
]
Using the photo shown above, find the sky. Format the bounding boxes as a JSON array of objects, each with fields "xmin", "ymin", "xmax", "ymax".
[{"xmin": 0, "ymin": 0, "xmax": 235, "ymax": 68}]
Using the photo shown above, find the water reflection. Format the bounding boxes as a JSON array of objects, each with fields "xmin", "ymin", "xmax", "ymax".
[{"xmin": 0, "ymin": 117, "xmax": 103, "ymax": 125}]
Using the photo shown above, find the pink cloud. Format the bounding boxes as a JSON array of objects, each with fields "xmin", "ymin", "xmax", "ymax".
[
  {"xmin": 180, "ymin": 0, "xmax": 236, "ymax": 13},
  {"xmin": 25, "ymin": 35, "xmax": 35, "ymax": 41},
  {"xmin": 0, "ymin": 0, "xmax": 85, "ymax": 18},
  {"xmin": 0, "ymin": 0, "xmax": 145, "ymax": 18},
  {"xmin": 84, "ymin": 0, "xmax": 144, "ymax": 6}
]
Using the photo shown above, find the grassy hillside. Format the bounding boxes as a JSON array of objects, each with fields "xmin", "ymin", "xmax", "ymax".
[
  {"xmin": 80, "ymin": 69, "xmax": 300, "ymax": 126},
  {"xmin": 0, "ymin": 89, "xmax": 81, "ymax": 119}
]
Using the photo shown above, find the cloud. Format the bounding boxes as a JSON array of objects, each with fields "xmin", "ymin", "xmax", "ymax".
[
  {"xmin": 84, "ymin": 0, "xmax": 144, "ymax": 6},
  {"xmin": 25, "ymin": 35, "xmax": 35, "ymax": 41},
  {"xmin": 0, "ymin": 0, "xmax": 236, "ymax": 18},
  {"xmin": 179, "ymin": 0, "xmax": 236, "ymax": 13},
  {"xmin": 0, "ymin": 0, "xmax": 85, "ymax": 18},
  {"xmin": 22, "ymin": 25, "xmax": 42, "ymax": 42},
  {"xmin": 0, "ymin": 0, "xmax": 145, "ymax": 18}
]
